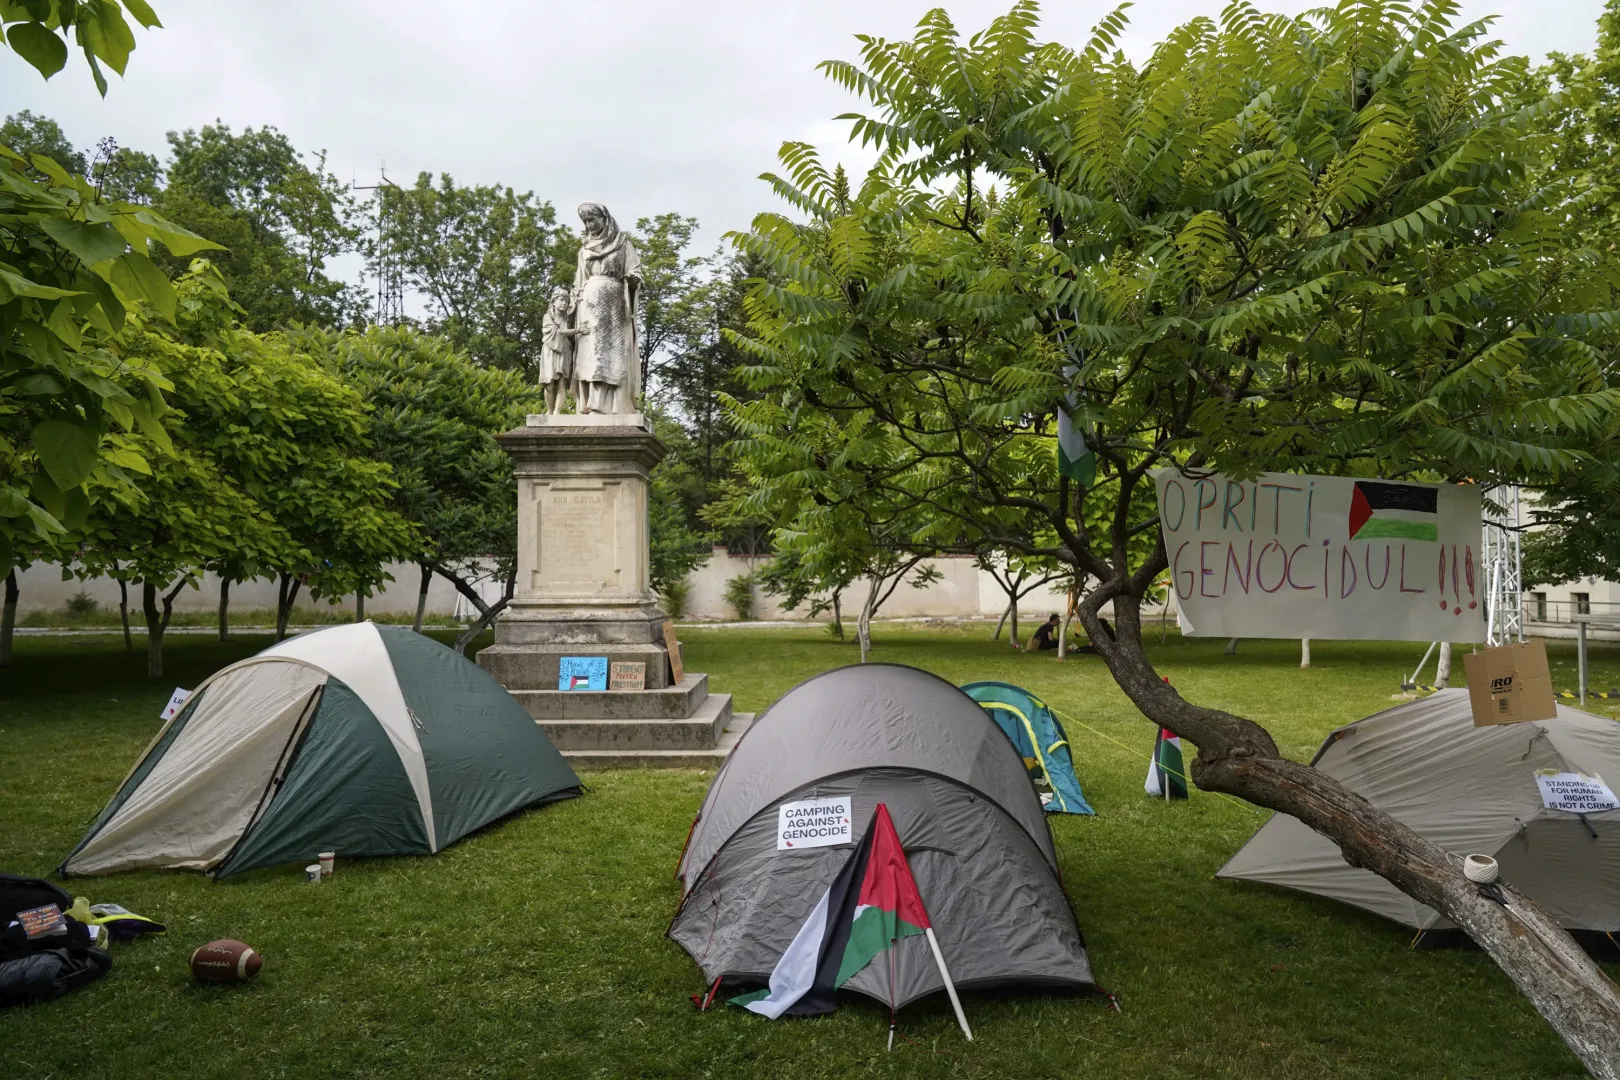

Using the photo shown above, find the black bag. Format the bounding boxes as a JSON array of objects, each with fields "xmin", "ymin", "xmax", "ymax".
[
  {"xmin": 0, "ymin": 947, "xmax": 113, "ymax": 1006},
  {"xmin": 0, "ymin": 874, "xmax": 72, "ymax": 924},
  {"xmin": 0, "ymin": 872, "xmax": 111, "ymax": 1007}
]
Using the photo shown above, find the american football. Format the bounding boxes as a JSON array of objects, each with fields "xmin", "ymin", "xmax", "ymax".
[{"xmin": 189, "ymin": 939, "xmax": 262, "ymax": 983}]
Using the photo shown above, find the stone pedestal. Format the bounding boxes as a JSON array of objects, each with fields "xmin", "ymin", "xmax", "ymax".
[{"xmin": 476, "ymin": 413, "xmax": 749, "ymax": 767}]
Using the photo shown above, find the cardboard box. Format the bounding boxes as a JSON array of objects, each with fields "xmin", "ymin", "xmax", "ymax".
[{"xmin": 1464, "ymin": 641, "xmax": 1558, "ymax": 726}]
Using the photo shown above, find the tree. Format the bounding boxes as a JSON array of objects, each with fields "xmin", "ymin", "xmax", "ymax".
[
  {"xmin": 157, "ymin": 124, "xmax": 365, "ymax": 330},
  {"xmin": 647, "ymin": 410, "xmax": 712, "ymax": 599},
  {"xmin": 380, "ymin": 173, "xmax": 575, "ymax": 374},
  {"xmin": 0, "ymin": 139, "xmax": 221, "ymax": 659},
  {"xmin": 312, "ymin": 326, "xmax": 540, "ymax": 653},
  {"xmin": 634, "ymin": 213, "xmax": 712, "ymax": 392},
  {"xmin": 2, "ymin": 0, "xmax": 162, "ymax": 95},
  {"xmin": 1, "ymin": 110, "xmax": 85, "ymax": 173},
  {"xmin": 77, "ymin": 266, "xmax": 413, "ymax": 671},
  {"xmin": 724, "ymin": 4, "xmax": 1620, "ymax": 1071},
  {"xmin": 88, "ymin": 137, "xmax": 160, "ymax": 203}
]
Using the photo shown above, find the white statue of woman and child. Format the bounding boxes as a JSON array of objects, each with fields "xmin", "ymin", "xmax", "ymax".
[{"xmin": 539, "ymin": 202, "xmax": 642, "ymax": 417}]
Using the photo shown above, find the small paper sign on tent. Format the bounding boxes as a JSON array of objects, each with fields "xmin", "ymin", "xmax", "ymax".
[
  {"xmin": 777, "ymin": 797, "xmax": 852, "ymax": 850},
  {"xmin": 159, "ymin": 688, "xmax": 191, "ymax": 721},
  {"xmin": 1535, "ymin": 770, "xmax": 1620, "ymax": 813}
]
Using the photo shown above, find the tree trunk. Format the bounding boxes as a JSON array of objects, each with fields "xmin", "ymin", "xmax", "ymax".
[
  {"xmin": 1225, "ymin": 637, "xmax": 1240, "ymax": 655},
  {"xmin": 355, "ymin": 591, "xmax": 365, "ymax": 623},
  {"xmin": 1078, "ymin": 583, "xmax": 1620, "ymax": 1077},
  {"xmin": 1436, "ymin": 641, "xmax": 1453, "ymax": 689},
  {"xmin": 1300, "ymin": 638, "xmax": 1311, "ymax": 669},
  {"xmin": 450, "ymin": 565, "xmax": 515, "ymax": 656},
  {"xmin": 218, "ymin": 578, "xmax": 230, "ymax": 643},
  {"xmin": 830, "ymin": 589, "xmax": 844, "ymax": 640},
  {"xmin": 994, "ymin": 600, "xmax": 1010, "ymax": 641},
  {"xmin": 276, "ymin": 573, "xmax": 301, "ymax": 641},
  {"xmin": 0, "ymin": 569, "xmax": 17, "ymax": 669},
  {"xmin": 856, "ymin": 580, "xmax": 878, "ymax": 663},
  {"xmin": 142, "ymin": 581, "xmax": 166, "ymax": 679},
  {"xmin": 413, "ymin": 563, "xmax": 432, "ymax": 633},
  {"xmin": 117, "ymin": 574, "xmax": 131, "ymax": 653},
  {"xmin": 1008, "ymin": 597, "xmax": 1021, "ymax": 649}
]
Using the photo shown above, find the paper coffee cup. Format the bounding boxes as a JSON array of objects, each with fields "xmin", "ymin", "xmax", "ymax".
[
  {"xmin": 318, "ymin": 852, "xmax": 335, "ymax": 877},
  {"xmin": 305, "ymin": 864, "xmax": 322, "ymax": 883}
]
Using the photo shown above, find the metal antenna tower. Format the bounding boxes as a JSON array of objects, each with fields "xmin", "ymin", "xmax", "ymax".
[
  {"xmin": 1482, "ymin": 484, "xmax": 1524, "ymax": 646},
  {"xmin": 356, "ymin": 166, "xmax": 405, "ymax": 325}
]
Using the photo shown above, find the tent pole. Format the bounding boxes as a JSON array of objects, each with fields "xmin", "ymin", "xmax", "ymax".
[{"xmin": 924, "ymin": 927, "xmax": 973, "ymax": 1041}]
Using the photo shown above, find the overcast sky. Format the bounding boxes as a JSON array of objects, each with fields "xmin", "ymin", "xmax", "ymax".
[{"xmin": 4, "ymin": 0, "xmax": 1608, "ymax": 261}]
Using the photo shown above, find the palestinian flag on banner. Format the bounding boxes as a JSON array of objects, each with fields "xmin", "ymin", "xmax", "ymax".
[
  {"xmin": 731, "ymin": 803, "xmax": 930, "ymax": 1018},
  {"xmin": 568, "ymin": 674, "xmax": 592, "ymax": 690},
  {"xmin": 1144, "ymin": 728, "xmax": 1189, "ymax": 800},
  {"xmin": 1348, "ymin": 481, "xmax": 1438, "ymax": 543},
  {"xmin": 1056, "ymin": 365, "xmax": 1096, "ymax": 488}
]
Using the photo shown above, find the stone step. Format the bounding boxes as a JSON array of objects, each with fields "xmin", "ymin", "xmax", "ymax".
[
  {"xmin": 478, "ymin": 641, "xmax": 673, "ymax": 691},
  {"xmin": 564, "ymin": 712, "xmax": 753, "ymax": 770},
  {"xmin": 513, "ymin": 673, "xmax": 708, "ymax": 721},
  {"xmin": 540, "ymin": 692, "xmax": 732, "ymax": 751}
]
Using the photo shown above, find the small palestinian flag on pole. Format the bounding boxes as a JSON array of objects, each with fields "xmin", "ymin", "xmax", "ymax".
[
  {"xmin": 1348, "ymin": 481, "xmax": 1438, "ymax": 543},
  {"xmin": 730, "ymin": 804, "xmax": 972, "ymax": 1043},
  {"xmin": 1056, "ymin": 365, "xmax": 1096, "ymax": 488},
  {"xmin": 1144, "ymin": 727, "xmax": 1189, "ymax": 800}
]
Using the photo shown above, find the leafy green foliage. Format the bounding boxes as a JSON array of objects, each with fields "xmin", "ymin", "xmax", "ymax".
[
  {"xmin": 1, "ymin": 0, "xmax": 161, "ymax": 95},
  {"xmin": 378, "ymin": 173, "xmax": 576, "ymax": 374},
  {"xmin": 0, "ymin": 137, "xmax": 220, "ymax": 577},
  {"xmin": 157, "ymin": 124, "xmax": 365, "ymax": 330},
  {"xmin": 725, "ymin": 0, "xmax": 1620, "ymax": 596},
  {"xmin": 0, "ymin": 110, "xmax": 85, "ymax": 173},
  {"xmin": 75, "ymin": 267, "xmax": 415, "ymax": 671},
  {"xmin": 647, "ymin": 409, "xmax": 711, "ymax": 595},
  {"xmin": 722, "ymin": 570, "xmax": 758, "ymax": 620}
]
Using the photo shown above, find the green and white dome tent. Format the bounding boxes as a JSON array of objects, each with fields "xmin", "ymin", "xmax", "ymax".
[{"xmin": 61, "ymin": 623, "xmax": 581, "ymax": 879}]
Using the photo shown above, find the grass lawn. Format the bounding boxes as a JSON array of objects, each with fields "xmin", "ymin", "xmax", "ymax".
[{"xmin": 3, "ymin": 625, "xmax": 1618, "ymax": 1079}]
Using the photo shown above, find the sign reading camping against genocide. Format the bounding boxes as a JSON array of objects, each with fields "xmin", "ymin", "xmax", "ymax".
[
  {"xmin": 1154, "ymin": 470, "xmax": 1485, "ymax": 642},
  {"xmin": 777, "ymin": 797, "xmax": 852, "ymax": 851},
  {"xmin": 1535, "ymin": 770, "xmax": 1620, "ymax": 813}
]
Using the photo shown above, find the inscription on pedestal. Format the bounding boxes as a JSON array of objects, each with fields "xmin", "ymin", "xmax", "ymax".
[{"xmin": 534, "ymin": 481, "xmax": 622, "ymax": 594}]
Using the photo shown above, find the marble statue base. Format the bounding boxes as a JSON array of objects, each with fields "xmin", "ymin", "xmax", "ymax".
[{"xmin": 476, "ymin": 420, "xmax": 749, "ymax": 767}]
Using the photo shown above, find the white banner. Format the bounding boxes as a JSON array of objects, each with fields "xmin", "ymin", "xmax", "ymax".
[
  {"xmin": 776, "ymin": 798, "xmax": 852, "ymax": 851},
  {"xmin": 1155, "ymin": 470, "xmax": 1484, "ymax": 642},
  {"xmin": 1535, "ymin": 770, "xmax": 1619, "ymax": 813}
]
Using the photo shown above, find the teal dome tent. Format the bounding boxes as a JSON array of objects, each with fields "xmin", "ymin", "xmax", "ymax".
[{"xmin": 960, "ymin": 681, "xmax": 1093, "ymax": 815}]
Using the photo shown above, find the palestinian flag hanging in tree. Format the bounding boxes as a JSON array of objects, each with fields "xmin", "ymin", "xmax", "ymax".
[
  {"xmin": 1348, "ymin": 481, "xmax": 1438, "ymax": 543},
  {"xmin": 1144, "ymin": 728, "xmax": 1188, "ymax": 800},
  {"xmin": 731, "ymin": 804, "xmax": 933, "ymax": 1019},
  {"xmin": 1056, "ymin": 364, "xmax": 1096, "ymax": 488}
]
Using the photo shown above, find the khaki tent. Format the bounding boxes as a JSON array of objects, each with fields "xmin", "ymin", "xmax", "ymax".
[
  {"xmin": 1218, "ymin": 689, "xmax": 1620, "ymax": 931},
  {"xmin": 61, "ymin": 623, "xmax": 580, "ymax": 879},
  {"xmin": 671, "ymin": 664, "xmax": 1093, "ymax": 1008}
]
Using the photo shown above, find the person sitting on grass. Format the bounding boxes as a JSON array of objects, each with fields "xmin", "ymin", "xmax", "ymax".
[{"xmin": 1027, "ymin": 614, "xmax": 1061, "ymax": 651}]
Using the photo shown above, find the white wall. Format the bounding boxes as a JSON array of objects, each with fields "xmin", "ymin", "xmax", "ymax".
[
  {"xmin": 13, "ymin": 561, "xmax": 465, "ymax": 617},
  {"xmin": 14, "ymin": 550, "xmax": 1158, "ymax": 625},
  {"xmin": 673, "ymin": 548, "xmax": 1133, "ymax": 622}
]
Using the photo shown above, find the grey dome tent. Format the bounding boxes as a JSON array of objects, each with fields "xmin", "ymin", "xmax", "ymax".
[
  {"xmin": 671, "ymin": 664, "xmax": 1093, "ymax": 1008},
  {"xmin": 1218, "ymin": 689, "xmax": 1620, "ymax": 931},
  {"xmin": 61, "ymin": 623, "xmax": 580, "ymax": 879}
]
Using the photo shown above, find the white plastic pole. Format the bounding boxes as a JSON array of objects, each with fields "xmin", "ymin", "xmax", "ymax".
[{"xmin": 923, "ymin": 927, "xmax": 973, "ymax": 1041}]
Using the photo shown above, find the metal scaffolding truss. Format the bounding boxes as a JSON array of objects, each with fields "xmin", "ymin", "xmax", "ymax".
[{"xmin": 1482, "ymin": 485, "xmax": 1524, "ymax": 646}]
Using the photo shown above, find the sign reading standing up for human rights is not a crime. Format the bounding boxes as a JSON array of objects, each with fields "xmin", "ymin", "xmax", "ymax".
[{"xmin": 776, "ymin": 797, "xmax": 852, "ymax": 851}]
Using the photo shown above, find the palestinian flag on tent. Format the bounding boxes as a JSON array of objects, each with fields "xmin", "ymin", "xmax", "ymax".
[
  {"xmin": 1144, "ymin": 727, "xmax": 1189, "ymax": 800},
  {"xmin": 1348, "ymin": 481, "xmax": 1438, "ymax": 543},
  {"xmin": 731, "ymin": 804, "xmax": 930, "ymax": 1018}
]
